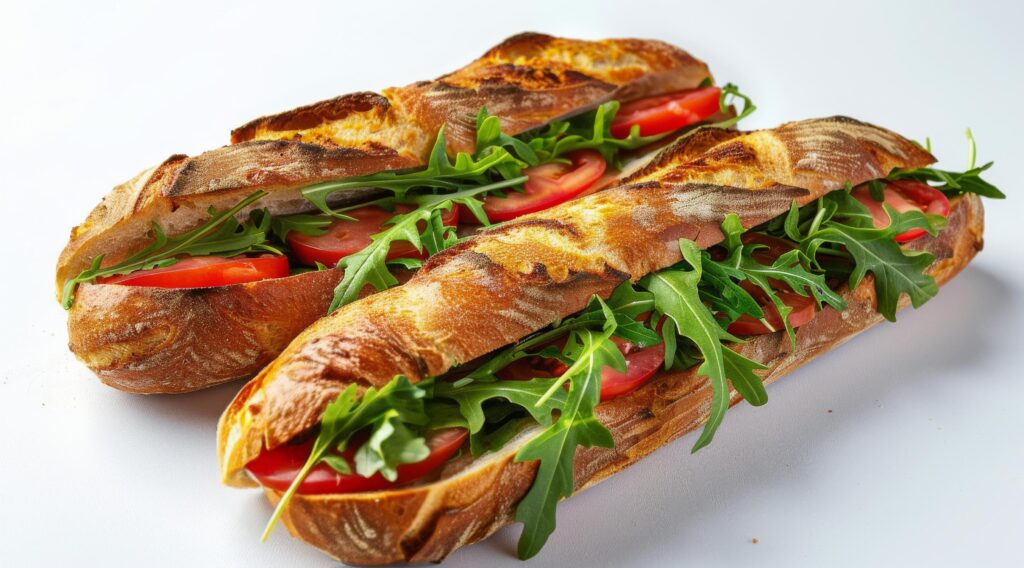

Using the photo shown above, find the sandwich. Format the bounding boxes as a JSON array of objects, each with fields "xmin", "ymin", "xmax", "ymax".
[
  {"xmin": 56, "ymin": 33, "xmax": 750, "ymax": 394},
  {"xmin": 217, "ymin": 116, "xmax": 1002, "ymax": 563}
]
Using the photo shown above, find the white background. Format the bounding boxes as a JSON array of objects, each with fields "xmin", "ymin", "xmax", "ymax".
[{"xmin": 2, "ymin": 1, "xmax": 1022, "ymax": 566}]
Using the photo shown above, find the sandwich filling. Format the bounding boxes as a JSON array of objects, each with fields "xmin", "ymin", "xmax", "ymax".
[
  {"xmin": 245, "ymin": 135, "xmax": 1002, "ymax": 558},
  {"xmin": 61, "ymin": 84, "xmax": 751, "ymax": 311}
]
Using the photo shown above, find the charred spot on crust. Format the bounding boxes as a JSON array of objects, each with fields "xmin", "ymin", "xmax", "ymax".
[
  {"xmin": 599, "ymin": 263, "xmax": 631, "ymax": 282},
  {"xmin": 231, "ymin": 92, "xmax": 391, "ymax": 143},
  {"xmin": 420, "ymin": 248, "xmax": 492, "ymax": 273},
  {"xmin": 636, "ymin": 407, "xmax": 656, "ymax": 421},
  {"xmin": 690, "ymin": 140, "xmax": 758, "ymax": 167},
  {"xmin": 618, "ymin": 180, "xmax": 663, "ymax": 192},
  {"xmin": 527, "ymin": 262, "xmax": 550, "ymax": 280}
]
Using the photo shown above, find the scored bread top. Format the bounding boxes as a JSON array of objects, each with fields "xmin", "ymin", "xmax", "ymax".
[
  {"xmin": 56, "ymin": 33, "xmax": 711, "ymax": 297},
  {"xmin": 218, "ymin": 116, "xmax": 934, "ymax": 484}
]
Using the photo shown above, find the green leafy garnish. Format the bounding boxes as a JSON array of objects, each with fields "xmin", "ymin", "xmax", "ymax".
[
  {"xmin": 263, "ymin": 212, "xmax": 336, "ymax": 242},
  {"xmin": 785, "ymin": 190, "xmax": 945, "ymax": 320},
  {"xmin": 328, "ymin": 177, "xmax": 525, "ymax": 311},
  {"xmin": 513, "ymin": 299, "xmax": 622, "ymax": 559},
  {"xmin": 300, "ymin": 127, "xmax": 528, "ymax": 217},
  {"xmin": 641, "ymin": 240, "xmax": 744, "ymax": 452},
  {"xmin": 890, "ymin": 129, "xmax": 1005, "ymax": 199},
  {"xmin": 433, "ymin": 378, "xmax": 566, "ymax": 454},
  {"xmin": 261, "ymin": 376, "xmax": 429, "ymax": 540},
  {"xmin": 512, "ymin": 82, "xmax": 756, "ymax": 168},
  {"xmin": 704, "ymin": 213, "xmax": 846, "ymax": 348},
  {"xmin": 62, "ymin": 191, "xmax": 279, "ymax": 308},
  {"xmin": 723, "ymin": 348, "xmax": 769, "ymax": 406}
]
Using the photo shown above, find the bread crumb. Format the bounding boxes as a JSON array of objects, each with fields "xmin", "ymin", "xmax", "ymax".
[{"xmin": 751, "ymin": 538, "xmax": 759, "ymax": 544}]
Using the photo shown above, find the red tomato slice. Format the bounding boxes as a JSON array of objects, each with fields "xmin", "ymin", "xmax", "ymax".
[
  {"xmin": 610, "ymin": 86, "xmax": 722, "ymax": 138},
  {"xmin": 246, "ymin": 428, "xmax": 468, "ymax": 495},
  {"xmin": 287, "ymin": 204, "xmax": 459, "ymax": 267},
  {"xmin": 599, "ymin": 337, "xmax": 666, "ymax": 401},
  {"xmin": 852, "ymin": 180, "xmax": 950, "ymax": 243},
  {"xmin": 98, "ymin": 255, "xmax": 289, "ymax": 288},
  {"xmin": 727, "ymin": 292, "xmax": 817, "ymax": 336},
  {"xmin": 478, "ymin": 150, "xmax": 607, "ymax": 223}
]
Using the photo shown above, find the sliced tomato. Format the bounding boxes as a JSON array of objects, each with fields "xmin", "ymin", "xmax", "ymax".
[
  {"xmin": 610, "ymin": 86, "xmax": 722, "ymax": 138},
  {"xmin": 599, "ymin": 337, "xmax": 666, "ymax": 401},
  {"xmin": 852, "ymin": 180, "xmax": 950, "ymax": 243},
  {"xmin": 478, "ymin": 150, "xmax": 607, "ymax": 223},
  {"xmin": 98, "ymin": 255, "xmax": 289, "ymax": 288},
  {"xmin": 727, "ymin": 292, "xmax": 817, "ymax": 336},
  {"xmin": 287, "ymin": 204, "xmax": 459, "ymax": 267},
  {"xmin": 246, "ymin": 428, "xmax": 468, "ymax": 495}
]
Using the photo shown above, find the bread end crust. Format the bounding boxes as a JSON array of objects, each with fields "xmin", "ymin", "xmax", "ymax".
[{"xmin": 67, "ymin": 269, "xmax": 341, "ymax": 394}]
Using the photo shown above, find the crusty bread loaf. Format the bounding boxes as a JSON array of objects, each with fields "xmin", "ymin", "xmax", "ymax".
[
  {"xmin": 218, "ymin": 116, "xmax": 935, "ymax": 479},
  {"xmin": 59, "ymin": 33, "xmax": 713, "ymax": 393},
  {"xmin": 256, "ymin": 193, "xmax": 982, "ymax": 565}
]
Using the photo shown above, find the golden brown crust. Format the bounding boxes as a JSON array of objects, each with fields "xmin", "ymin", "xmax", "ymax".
[
  {"xmin": 59, "ymin": 33, "xmax": 713, "ymax": 393},
  {"xmin": 234, "ymin": 33, "xmax": 711, "ymax": 155},
  {"xmin": 67, "ymin": 269, "xmax": 342, "ymax": 394},
  {"xmin": 218, "ymin": 116, "xmax": 935, "ymax": 477},
  {"xmin": 253, "ymin": 194, "xmax": 984, "ymax": 565}
]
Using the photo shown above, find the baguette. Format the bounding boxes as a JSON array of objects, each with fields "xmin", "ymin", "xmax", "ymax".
[
  {"xmin": 262, "ymin": 194, "xmax": 982, "ymax": 565},
  {"xmin": 215, "ymin": 116, "xmax": 971, "ymax": 563},
  {"xmin": 58, "ymin": 33, "xmax": 713, "ymax": 393}
]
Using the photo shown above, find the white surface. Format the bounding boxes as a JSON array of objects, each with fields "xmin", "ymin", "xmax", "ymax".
[{"xmin": 2, "ymin": 1, "xmax": 1022, "ymax": 566}]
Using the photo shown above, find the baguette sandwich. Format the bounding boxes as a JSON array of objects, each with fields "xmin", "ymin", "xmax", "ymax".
[
  {"xmin": 57, "ymin": 33, "xmax": 750, "ymax": 394},
  {"xmin": 217, "ymin": 116, "xmax": 1003, "ymax": 563}
]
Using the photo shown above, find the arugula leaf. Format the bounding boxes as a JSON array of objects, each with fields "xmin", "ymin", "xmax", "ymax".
[
  {"xmin": 793, "ymin": 191, "xmax": 944, "ymax": 321},
  {"xmin": 563, "ymin": 283, "xmax": 661, "ymax": 347},
  {"xmin": 513, "ymin": 299, "xmax": 622, "ymax": 559},
  {"xmin": 354, "ymin": 409, "xmax": 430, "ymax": 481},
  {"xmin": 434, "ymin": 378, "xmax": 566, "ymax": 439},
  {"xmin": 421, "ymin": 207, "xmax": 460, "ymax": 256},
  {"xmin": 699, "ymin": 250, "xmax": 767, "ymax": 325},
  {"xmin": 720, "ymin": 213, "xmax": 844, "ymax": 310},
  {"xmin": 709, "ymin": 82, "xmax": 758, "ymax": 130},
  {"xmin": 475, "ymin": 108, "xmax": 540, "ymax": 169},
  {"xmin": 640, "ymin": 240, "xmax": 742, "ymax": 452},
  {"xmin": 62, "ymin": 191, "xmax": 278, "ymax": 309},
  {"xmin": 301, "ymin": 127, "xmax": 526, "ymax": 217},
  {"xmin": 328, "ymin": 176, "xmax": 525, "ymax": 311},
  {"xmin": 706, "ymin": 213, "xmax": 847, "ymax": 348},
  {"xmin": 264, "ymin": 212, "xmax": 336, "ymax": 242},
  {"xmin": 519, "ymin": 101, "xmax": 668, "ymax": 166},
  {"xmin": 890, "ymin": 129, "xmax": 1005, "ymax": 199},
  {"xmin": 722, "ymin": 347, "xmax": 768, "ymax": 406},
  {"xmin": 513, "ymin": 82, "xmax": 756, "ymax": 169},
  {"xmin": 261, "ymin": 376, "xmax": 428, "ymax": 540}
]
